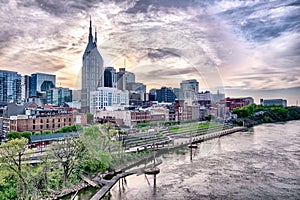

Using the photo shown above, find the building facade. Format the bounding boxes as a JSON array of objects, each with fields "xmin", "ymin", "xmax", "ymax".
[
  {"xmin": 156, "ymin": 87, "xmax": 176, "ymax": 103},
  {"xmin": 0, "ymin": 70, "xmax": 22, "ymax": 106},
  {"xmin": 90, "ymin": 87, "xmax": 129, "ymax": 113},
  {"xmin": 81, "ymin": 18, "xmax": 104, "ymax": 112},
  {"xmin": 225, "ymin": 97, "xmax": 254, "ymax": 111},
  {"xmin": 260, "ymin": 99, "xmax": 287, "ymax": 107},
  {"xmin": 117, "ymin": 68, "xmax": 135, "ymax": 91},
  {"xmin": 104, "ymin": 67, "xmax": 117, "ymax": 88},
  {"xmin": 21, "ymin": 75, "xmax": 31, "ymax": 103},
  {"xmin": 29, "ymin": 73, "xmax": 56, "ymax": 98},
  {"xmin": 180, "ymin": 79, "xmax": 199, "ymax": 100},
  {"xmin": 46, "ymin": 87, "xmax": 72, "ymax": 106},
  {"xmin": 149, "ymin": 88, "xmax": 157, "ymax": 101},
  {"xmin": 173, "ymin": 88, "xmax": 182, "ymax": 100},
  {"xmin": 8, "ymin": 113, "xmax": 87, "ymax": 133}
]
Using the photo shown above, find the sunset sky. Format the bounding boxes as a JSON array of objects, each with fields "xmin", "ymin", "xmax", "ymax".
[{"xmin": 0, "ymin": 0, "xmax": 299, "ymax": 105}]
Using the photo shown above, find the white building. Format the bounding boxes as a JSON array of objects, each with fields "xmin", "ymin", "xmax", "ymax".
[
  {"xmin": 197, "ymin": 91, "xmax": 212, "ymax": 101},
  {"xmin": 95, "ymin": 110, "xmax": 132, "ymax": 126},
  {"xmin": 90, "ymin": 87, "xmax": 129, "ymax": 113},
  {"xmin": 197, "ymin": 91, "xmax": 225, "ymax": 105},
  {"xmin": 260, "ymin": 99, "xmax": 287, "ymax": 107}
]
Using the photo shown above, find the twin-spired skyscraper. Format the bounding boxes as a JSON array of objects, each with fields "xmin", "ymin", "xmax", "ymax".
[{"xmin": 81, "ymin": 18, "xmax": 104, "ymax": 112}]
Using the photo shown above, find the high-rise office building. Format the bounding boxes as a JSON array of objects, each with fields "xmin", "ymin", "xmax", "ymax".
[
  {"xmin": 117, "ymin": 68, "xmax": 135, "ymax": 90},
  {"xmin": 81, "ymin": 18, "xmax": 104, "ymax": 112},
  {"xmin": 21, "ymin": 75, "xmax": 31, "ymax": 102},
  {"xmin": 104, "ymin": 67, "xmax": 117, "ymax": 88},
  {"xmin": 29, "ymin": 73, "xmax": 56, "ymax": 97},
  {"xmin": 90, "ymin": 87, "xmax": 129, "ymax": 112},
  {"xmin": 149, "ymin": 88, "xmax": 157, "ymax": 101},
  {"xmin": 156, "ymin": 87, "xmax": 176, "ymax": 103},
  {"xmin": 180, "ymin": 79, "xmax": 199, "ymax": 100},
  {"xmin": 173, "ymin": 88, "xmax": 183, "ymax": 100},
  {"xmin": 0, "ymin": 70, "xmax": 22, "ymax": 106},
  {"xmin": 46, "ymin": 87, "xmax": 72, "ymax": 106},
  {"xmin": 126, "ymin": 82, "xmax": 146, "ymax": 95},
  {"xmin": 126, "ymin": 82, "xmax": 147, "ymax": 106}
]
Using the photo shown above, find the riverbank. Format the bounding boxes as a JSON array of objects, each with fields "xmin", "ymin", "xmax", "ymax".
[
  {"xmin": 231, "ymin": 104, "xmax": 300, "ymax": 127},
  {"xmin": 47, "ymin": 125, "xmax": 247, "ymax": 200},
  {"xmin": 88, "ymin": 126, "xmax": 247, "ymax": 200}
]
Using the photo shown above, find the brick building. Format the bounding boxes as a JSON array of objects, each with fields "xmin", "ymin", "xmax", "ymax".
[
  {"xmin": 8, "ymin": 113, "xmax": 87, "ymax": 133},
  {"xmin": 225, "ymin": 97, "xmax": 254, "ymax": 111}
]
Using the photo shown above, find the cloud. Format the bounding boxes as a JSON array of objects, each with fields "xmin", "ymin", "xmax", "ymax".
[{"xmin": 0, "ymin": 0, "xmax": 299, "ymax": 104}]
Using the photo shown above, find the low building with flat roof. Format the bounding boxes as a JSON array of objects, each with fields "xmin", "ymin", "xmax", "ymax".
[{"xmin": 260, "ymin": 99, "xmax": 287, "ymax": 107}]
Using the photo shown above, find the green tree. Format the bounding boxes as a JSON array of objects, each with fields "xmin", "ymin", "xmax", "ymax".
[
  {"xmin": 70, "ymin": 124, "xmax": 82, "ymax": 132},
  {"xmin": 49, "ymin": 137, "xmax": 82, "ymax": 186},
  {"xmin": 232, "ymin": 108, "xmax": 248, "ymax": 118},
  {"xmin": 61, "ymin": 125, "xmax": 72, "ymax": 133},
  {"xmin": 0, "ymin": 173, "xmax": 18, "ymax": 199},
  {"xmin": 205, "ymin": 114, "xmax": 214, "ymax": 121},
  {"xmin": 0, "ymin": 138, "xmax": 29, "ymax": 199},
  {"xmin": 21, "ymin": 131, "xmax": 32, "ymax": 140},
  {"xmin": 86, "ymin": 112, "xmax": 94, "ymax": 124},
  {"xmin": 42, "ymin": 130, "xmax": 52, "ymax": 135},
  {"xmin": 34, "ymin": 131, "xmax": 41, "ymax": 135},
  {"xmin": 80, "ymin": 125, "xmax": 125, "ymax": 170},
  {"xmin": 6, "ymin": 132, "xmax": 21, "ymax": 140}
]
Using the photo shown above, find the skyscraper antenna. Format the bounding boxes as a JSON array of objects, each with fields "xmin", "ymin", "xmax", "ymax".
[
  {"xmin": 94, "ymin": 27, "xmax": 97, "ymax": 45},
  {"xmin": 90, "ymin": 16, "xmax": 92, "ymax": 28}
]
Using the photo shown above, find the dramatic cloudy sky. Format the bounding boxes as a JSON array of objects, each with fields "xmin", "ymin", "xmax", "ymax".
[{"xmin": 0, "ymin": 0, "xmax": 299, "ymax": 105}]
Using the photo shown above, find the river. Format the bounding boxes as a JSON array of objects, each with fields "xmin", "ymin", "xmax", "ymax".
[{"xmin": 102, "ymin": 121, "xmax": 300, "ymax": 199}]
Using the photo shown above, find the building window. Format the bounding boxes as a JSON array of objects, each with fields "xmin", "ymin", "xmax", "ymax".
[
  {"xmin": 40, "ymin": 119, "xmax": 43, "ymax": 123},
  {"xmin": 33, "ymin": 120, "xmax": 35, "ymax": 124},
  {"xmin": 58, "ymin": 119, "xmax": 60, "ymax": 122},
  {"xmin": 52, "ymin": 119, "xmax": 55, "ymax": 123},
  {"xmin": 40, "ymin": 125, "xmax": 43, "ymax": 129},
  {"xmin": 47, "ymin": 119, "xmax": 49, "ymax": 123},
  {"xmin": 69, "ymin": 118, "xmax": 71, "ymax": 122},
  {"xmin": 33, "ymin": 125, "xmax": 35, "ymax": 130},
  {"xmin": 64, "ymin": 118, "xmax": 66, "ymax": 122},
  {"xmin": 58, "ymin": 124, "xmax": 60, "ymax": 128},
  {"xmin": 46, "ymin": 124, "xmax": 49, "ymax": 128},
  {"xmin": 52, "ymin": 124, "xmax": 55, "ymax": 128}
]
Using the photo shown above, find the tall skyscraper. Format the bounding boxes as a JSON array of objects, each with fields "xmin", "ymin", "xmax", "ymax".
[
  {"xmin": 0, "ymin": 70, "xmax": 21, "ymax": 106},
  {"xmin": 81, "ymin": 18, "xmax": 104, "ymax": 112}
]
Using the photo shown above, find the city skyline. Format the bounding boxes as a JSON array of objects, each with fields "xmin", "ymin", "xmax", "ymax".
[{"xmin": 0, "ymin": 0, "xmax": 299, "ymax": 105}]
